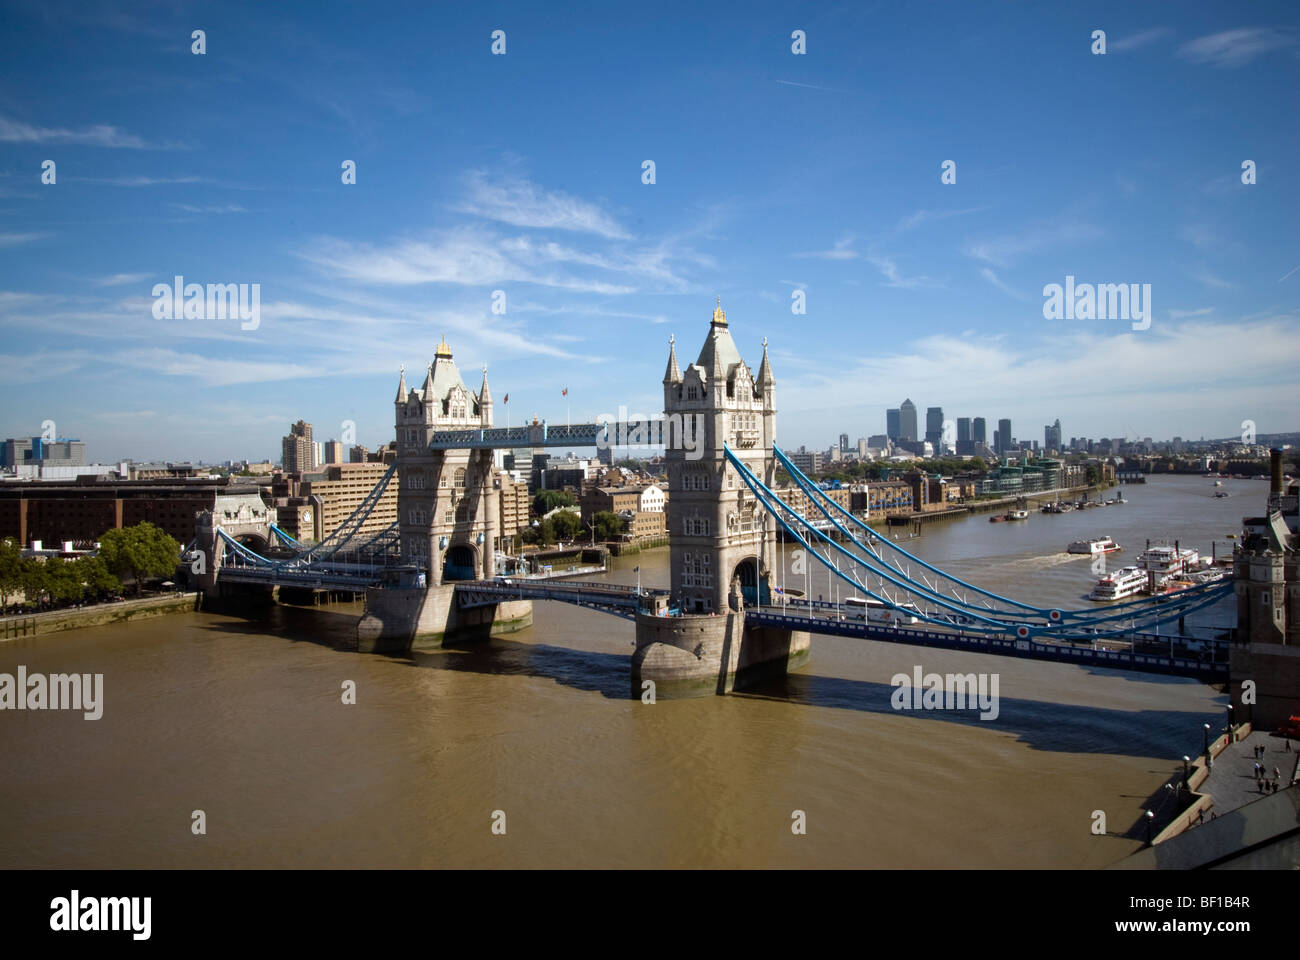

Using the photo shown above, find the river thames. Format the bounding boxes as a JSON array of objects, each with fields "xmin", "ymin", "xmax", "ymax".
[{"xmin": 0, "ymin": 474, "xmax": 1254, "ymax": 868}]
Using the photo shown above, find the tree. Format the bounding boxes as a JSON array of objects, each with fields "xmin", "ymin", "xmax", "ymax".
[
  {"xmin": 592, "ymin": 511, "xmax": 624, "ymax": 541},
  {"xmin": 1085, "ymin": 464, "xmax": 1101, "ymax": 486},
  {"xmin": 74, "ymin": 555, "xmax": 121, "ymax": 600},
  {"xmin": 0, "ymin": 537, "xmax": 22, "ymax": 601},
  {"xmin": 98, "ymin": 522, "xmax": 181, "ymax": 595},
  {"xmin": 533, "ymin": 490, "xmax": 576, "ymax": 516},
  {"xmin": 551, "ymin": 511, "xmax": 581, "ymax": 542}
]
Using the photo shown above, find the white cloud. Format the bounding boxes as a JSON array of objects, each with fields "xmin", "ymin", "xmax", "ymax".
[
  {"xmin": 456, "ymin": 171, "xmax": 630, "ymax": 239},
  {"xmin": 172, "ymin": 203, "xmax": 248, "ymax": 214},
  {"xmin": 0, "ymin": 115, "xmax": 178, "ymax": 149},
  {"xmin": 97, "ymin": 273, "xmax": 150, "ymax": 287},
  {"xmin": 897, "ymin": 207, "xmax": 986, "ymax": 233},
  {"xmin": 0, "ymin": 232, "xmax": 48, "ymax": 247},
  {"xmin": 980, "ymin": 267, "xmax": 1032, "ymax": 302},
  {"xmin": 793, "ymin": 234, "xmax": 859, "ymax": 260},
  {"xmin": 1111, "ymin": 28, "xmax": 1174, "ymax": 52},
  {"xmin": 964, "ymin": 223, "xmax": 1103, "ymax": 268},
  {"xmin": 1179, "ymin": 28, "xmax": 1297, "ymax": 68},
  {"xmin": 866, "ymin": 253, "xmax": 935, "ymax": 289},
  {"xmin": 83, "ymin": 176, "xmax": 201, "ymax": 187},
  {"xmin": 778, "ymin": 315, "xmax": 1300, "ymax": 441}
]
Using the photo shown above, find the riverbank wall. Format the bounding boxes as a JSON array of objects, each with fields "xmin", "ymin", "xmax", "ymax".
[{"xmin": 0, "ymin": 592, "xmax": 201, "ymax": 641}]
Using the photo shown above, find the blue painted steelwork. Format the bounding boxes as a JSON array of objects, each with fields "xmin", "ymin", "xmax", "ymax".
[
  {"xmin": 725, "ymin": 444, "xmax": 1231, "ymax": 640},
  {"xmin": 744, "ymin": 609, "xmax": 1227, "ymax": 680},
  {"xmin": 771, "ymin": 442, "xmax": 1226, "ymax": 626}
]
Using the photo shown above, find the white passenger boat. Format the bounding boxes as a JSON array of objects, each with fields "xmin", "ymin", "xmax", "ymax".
[
  {"xmin": 1068, "ymin": 536, "xmax": 1121, "ymax": 555},
  {"xmin": 1090, "ymin": 566, "xmax": 1147, "ymax": 601}
]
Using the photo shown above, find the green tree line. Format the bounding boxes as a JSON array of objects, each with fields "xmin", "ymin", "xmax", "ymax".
[{"xmin": 0, "ymin": 522, "xmax": 181, "ymax": 611}]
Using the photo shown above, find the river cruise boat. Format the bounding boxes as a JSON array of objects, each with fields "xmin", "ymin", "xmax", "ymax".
[
  {"xmin": 1090, "ymin": 566, "xmax": 1147, "ymax": 601},
  {"xmin": 1136, "ymin": 542, "xmax": 1200, "ymax": 577},
  {"xmin": 1068, "ymin": 536, "xmax": 1122, "ymax": 555}
]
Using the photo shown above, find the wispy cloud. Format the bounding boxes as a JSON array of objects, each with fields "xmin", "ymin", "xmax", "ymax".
[
  {"xmin": 171, "ymin": 203, "xmax": 248, "ymax": 214},
  {"xmin": 1111, "ymin": 28, "xmax": 1174, "ymax": 52},
  {"xmin": 897, "ymin": 207, "xmax": 987, "ymax": 233},
  {"xmin": 1169, "ymin": 307, "xmax": 1214, "ymax": 319},
  {"xmin": 1179, "ymin": 28, "xmax": 1298, "ymax": 68},
  {"xmin": 456, "ymin": 171, "xmax": 630, "ymax": 239},
  {"xmin": 793, "ymin": 234, "xmax": 858, "ymax": 260},
  {"xmin": 980, "ymin": 267, "xmax": 1032, "ymax": 302},
  {"xmin": 1279, "ymin": 264, "xmax": 1300, "ymax": 283},
  {"xmin": 96, "ymin": 273, "xmax": 149, "ymax": 287},
  {"xmin": 774, "ymin": 79, "xmax": 850, "ymax": 94},
  {"xmin": 298, "ymin": 228, "xmax": 637, "ymax": 294},
  {"xmin": 81, "ymin": 176, "xmax": 202, "ymax": 187},
  {"xmin": 866, "ymin": 253, "xmax": 935, "ymax": 290},
  {"xmin": 0, "ymin": 115, "xmax": 182, "ymax": 149},
  {"xmin": 964, "ymin": 223, "xmax": 1103, "ymax": 268},
  {"xmin": 1181, "ymin": 224, "xmax": 1216, "ymax": 250},
  {"xmin": 0, "ymin": 232, "xmax": 48, "ymax": 247},
  {"xmin": 1188, "ymin": 266, "xmax": 1234, "ymax": 290}
]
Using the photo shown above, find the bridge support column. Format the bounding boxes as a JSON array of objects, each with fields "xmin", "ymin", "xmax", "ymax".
[
  {"xmin": 357, "ymin": 583, "xmax": 532, "ymax": 653},
  {"xmin": 632, "ymin": 605, "xmax": 810, "ymax": 698}
]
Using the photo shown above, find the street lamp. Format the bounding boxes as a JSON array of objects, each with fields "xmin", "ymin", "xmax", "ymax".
[
  {"xmin": 1203, "ymin": 723, "xmax": 1212, "ymax": 769},
  {"xmin": 1145, "ymin": 809, "xmax": 1155, "ymax": 846},
  {"xmin": 1227, "ymin": 703, "xmax": 1234, "ymax": 744},
  {"xmin": 1182, "ymin": 755, "xmax": 1190, "ymax": 789}
]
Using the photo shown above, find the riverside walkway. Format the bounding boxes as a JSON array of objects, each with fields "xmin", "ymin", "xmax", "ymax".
[{"xmin": 1194, "ymin": 730, "xmax": 1300, "ymax": 819}]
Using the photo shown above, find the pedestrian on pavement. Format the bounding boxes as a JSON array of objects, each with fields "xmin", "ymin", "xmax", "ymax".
[{"xmin": 1274, "ymin": 766, "xmax": 1280, "ymax": 779}]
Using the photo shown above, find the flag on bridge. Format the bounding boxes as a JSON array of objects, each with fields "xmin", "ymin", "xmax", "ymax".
[
  {"xmin": 561, "ymin": 387, "xmax": 568, "ymax": 397},
  {"xmin": 503, "ymin": 393, "xmax": 508, "ymax": 403}
]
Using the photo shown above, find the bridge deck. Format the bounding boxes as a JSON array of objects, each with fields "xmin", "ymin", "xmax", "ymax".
[{"xmin": 744, "ymin": 607, "xmax": 1227, "ymax": 680}]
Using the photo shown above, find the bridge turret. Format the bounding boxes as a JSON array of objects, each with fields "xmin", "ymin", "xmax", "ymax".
[
  {"xmin": 479, "ymin": 365, "xmax": 493, "ymax": 428},
  {"xmin": 395, "ymin": 365, "xmax": 408, "ymax": 404},
  {"xmin": 421, "ymin": 364, "xmax": 436, "ymax": 424}
]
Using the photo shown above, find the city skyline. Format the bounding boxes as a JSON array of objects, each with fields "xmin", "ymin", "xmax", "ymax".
[{"xmin": 1, "ymin": 1, "xmax": 1298, "ymax": 463}]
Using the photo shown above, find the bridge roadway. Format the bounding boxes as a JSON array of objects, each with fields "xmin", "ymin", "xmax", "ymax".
[
  {"xmin": 455, "ymin": 579, "xmax": 658, "ymax": 620},
  {"xmin": 217, "ymin": 561, "xmax": 384, "ymax": 592},
  {"xmin": 455, "ymin": 581, "xmax": 1228, "ymax": 680},
  {"xmin": 745, "ymin": 601, "xmax": 1227, "ymax": 681}
]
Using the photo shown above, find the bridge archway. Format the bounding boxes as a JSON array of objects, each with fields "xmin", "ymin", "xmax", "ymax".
[
  {"xmin": 442, "ymin": 544, "xmax": 478, "ymax": 582},
  {"xmin": 733, "ymin": 556, "xmax": 767, "ymax": 608},
  {"xmin": 232, "ymin": 532, "xmax": 270, "ymax": 555}
]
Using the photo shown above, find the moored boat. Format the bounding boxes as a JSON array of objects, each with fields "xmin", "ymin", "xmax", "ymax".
[{"xmin": 1136, "ymin": 541, "xmax": 1200, "ymax": 578}]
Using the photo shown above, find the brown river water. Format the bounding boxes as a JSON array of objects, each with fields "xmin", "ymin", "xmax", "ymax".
[{"xmin": 0, "ymin": 475, "xmax": 1255, "ymax": 868}]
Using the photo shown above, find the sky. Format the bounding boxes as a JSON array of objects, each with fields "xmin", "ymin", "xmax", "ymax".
[{"xmin": 0, "ymin": 0, "xmax": 1297, "ymax": 463}]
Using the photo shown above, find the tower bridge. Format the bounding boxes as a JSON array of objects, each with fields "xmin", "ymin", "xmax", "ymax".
[{"xmin": 197, "ymin": 301, "xmax": 1291, "ymax": 700}]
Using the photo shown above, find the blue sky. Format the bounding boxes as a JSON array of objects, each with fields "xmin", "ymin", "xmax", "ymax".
[{"xmin": 1, "ymin": 0, "xmax": 1297, "ymax": 463}]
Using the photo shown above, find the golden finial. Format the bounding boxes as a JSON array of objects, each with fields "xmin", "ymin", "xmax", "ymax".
[
  {"xmin": 713, "ymin": 297, "xmax": 726, "ymax": 325},
  {"xmin": 436, "ymin": 335, "xmax": 452, "ymax": 357}
]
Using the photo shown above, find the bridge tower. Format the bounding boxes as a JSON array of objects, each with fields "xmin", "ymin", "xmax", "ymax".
[
  {"xmin": 393, "ymin": 337, "xmax": 499, "ymax": 585},
  {"xmin": 357, "ymin": 337, "xmax": 530, "ymax": 651},
  {"xmin": 632, "ymin": 300, "xmax": 809, "ymax": 696}
]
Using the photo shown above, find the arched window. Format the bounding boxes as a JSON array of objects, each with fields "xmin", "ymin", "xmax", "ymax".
[{"xmin": 454, "ymin": 467, "xmax": 467, "ymax": 489}]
